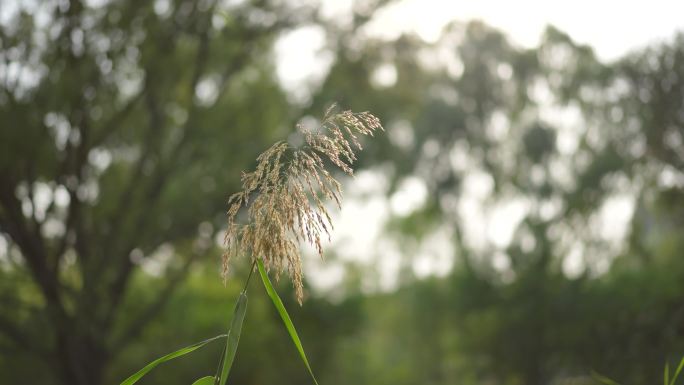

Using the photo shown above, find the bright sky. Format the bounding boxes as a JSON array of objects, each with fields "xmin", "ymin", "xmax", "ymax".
[
  {"xmin": 277, "ymin": 0, "xmax": 684, "ymax": 97},
  {"xmin": 363, "ymin": 0, "xmax": 684, "ymax": 59}
]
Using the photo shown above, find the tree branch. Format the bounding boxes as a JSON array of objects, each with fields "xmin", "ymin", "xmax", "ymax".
[
  {"xmin": 90, "ymin": 89, "xmax": 146, "ymax": 148},
  {"xmin": 103, "ymin": 2, "xmax": 217, "ymax": 318},
  {"xmin": 0, "ymin": 186, "xmax": 64, "ymax": 314}
]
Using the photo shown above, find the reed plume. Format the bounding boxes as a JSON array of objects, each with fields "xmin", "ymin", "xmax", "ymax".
[{"xmin": 223, "ymin": 105, "xmax": 383, "ymax": 303}]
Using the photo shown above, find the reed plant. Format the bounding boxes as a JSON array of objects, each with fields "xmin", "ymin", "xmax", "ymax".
[{"xmin": 118, "ymin": 105, "xmax": 383, "ymax": 385}]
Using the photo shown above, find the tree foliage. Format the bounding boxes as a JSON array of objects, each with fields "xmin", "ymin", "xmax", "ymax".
[
  {"xmin": 0, "ymin": 1, "xmax": 303, "ymax": 383},
  {"xmin": 2, "ymin": 1, "xmax": 684, "ymax": 385}
]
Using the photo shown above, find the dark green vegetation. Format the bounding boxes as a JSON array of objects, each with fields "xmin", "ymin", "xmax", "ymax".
[{"xmin": 2, "ymin": 1, "xmax": 684, "ymax": 385}]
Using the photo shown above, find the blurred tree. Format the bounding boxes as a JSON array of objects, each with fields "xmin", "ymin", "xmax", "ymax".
[
  {"xmin": 3, "ymin": 0, "xmax": 684, "ymax": 384},
  {"xmin": 308, "ymin": 18, "xmax": 684, "ymax": 385},
  {"xmin": 0, "ymin": 1, "xmax": 310, "ymax": 384}
]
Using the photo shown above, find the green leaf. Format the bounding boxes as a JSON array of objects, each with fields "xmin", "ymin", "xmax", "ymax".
[
  {"xmin": 191, "ymin": 376, "xmax": 215, "ymax": 385},
  {"xmin": 670, "ymin": 356, "xmax": 684, "ymax": 385},
  {"xmin": 667, "ymin": 363, "xmax": 671, "ymax": 385},
  {"xmin": 257, "ymin": 259, "xmax": 319, "ymax": 385},
  {"xmin": 217, "ymin": 292, "xmax": 248, "ymax": 385},
  {"xmin": 591, "ymin": 370, "xmax": 622, "ymax": 385},
  {"xmin": 119, "ymin": 335, "xmax": 226, "ymax": 385}
]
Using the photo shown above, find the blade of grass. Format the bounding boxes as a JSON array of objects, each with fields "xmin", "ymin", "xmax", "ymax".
[
  {"xmin": 257, "ymin": 259, "xmax": 319, "ymax": 385},
  {"xmin": 217, "ymin": 292, "xmax": 248, "ymax": 385},
  {"xmin": 191, "ymin": 376, "xmax": 215, "ymax": 385},
  {"xmin": 670, "ymin": 356, "xmax": 684, "ymax": 385},
  {"xmin": 119, "ymin": 334, "xmax": 226, "ymax": 385},
  {"xmin": 591, "ymin": 370, "xmax": 622, "ymax": 385},
  {"xmin": 667, "ymin": 363, "xmax": 671, "ymax": 385}
]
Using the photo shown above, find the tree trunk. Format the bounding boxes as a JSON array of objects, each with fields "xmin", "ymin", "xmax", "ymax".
[{"xmin": 55, "ymin": 333, "xmax": 109, "ymax": 385}]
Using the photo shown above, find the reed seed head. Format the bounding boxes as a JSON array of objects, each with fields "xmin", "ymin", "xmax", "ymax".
[{"xmin": 223, "ymin": 105, "xmax": 383, "ymax": 303}]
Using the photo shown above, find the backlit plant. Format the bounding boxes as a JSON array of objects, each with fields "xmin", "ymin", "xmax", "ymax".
[{"xmin": 118, "ymin": 105, "xmax": 382, "ymax": 385}]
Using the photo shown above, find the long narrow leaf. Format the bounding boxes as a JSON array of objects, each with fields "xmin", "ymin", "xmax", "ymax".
[
  {"xmin": 670, "ymin": 356, "xmax": 684, "ymax": 385},
  {"xmin": 257, "ymin": 259, "xmax": 319, "ymax": 385},
  {"xmin": 217, "ymin": 292, "xmax": 248, "ymax": 385},
  {"xmin": 667, "ymin": 363, "xmax": 671, "ymax": 385},
  {"xmin": 119, "ymin": 334, "xmax": 226, "ymax": 385},
  {"xmin": 191, "ymin": 376, "xmax": 215, "ymax": 385}
]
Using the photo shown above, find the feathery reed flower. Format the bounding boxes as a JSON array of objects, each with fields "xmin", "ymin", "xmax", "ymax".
[{"xmin": 223, "ymin": 105, "xmax": 383, "ymax": 303}]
